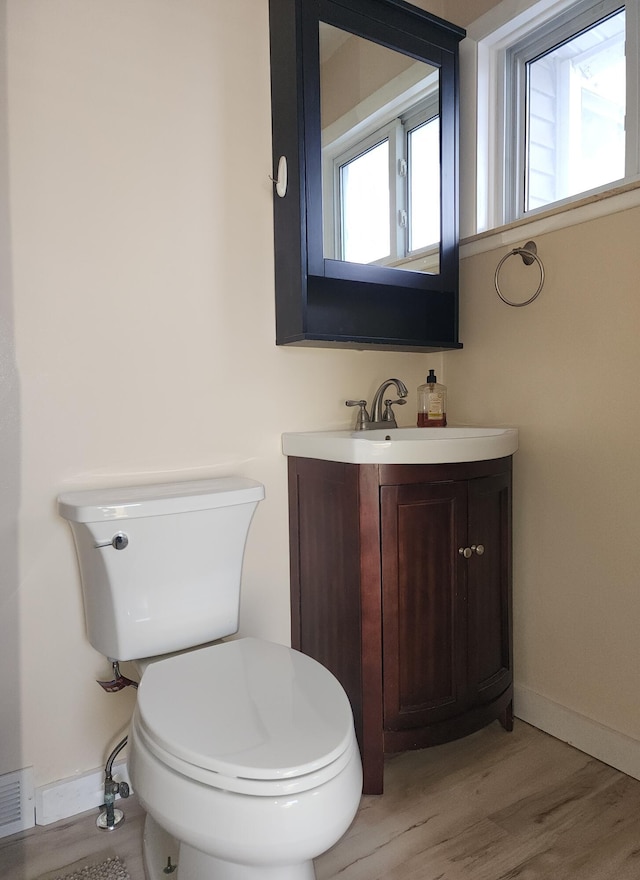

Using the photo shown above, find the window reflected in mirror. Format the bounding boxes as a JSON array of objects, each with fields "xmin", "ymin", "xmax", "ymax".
[
  {"xmin": 320, "ymin": 23, "xmax": 440, "ymax": 274},
  {"xmin": 341, "ymin": 137, "xmax": 391, "ymax": 263}
]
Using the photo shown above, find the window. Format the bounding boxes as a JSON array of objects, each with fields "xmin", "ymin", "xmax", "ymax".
[
  {"xmin": 471, "ymin": 0, "xmax": 639, "ymax": 232},
  {"xmin": 508, "ymin": 0, "xmax": 626, "ymax": 218},
  {"xmin": 406, "ymin": 109, "xmax": 441, "ymax": 253},
  {"xmin": 322, "ymin": 62, "xmax": 440, "ymax": 272},
  {"xmin": 337, "ymin": 126, "xmax": 394, "ymax": 264},
  {"xmin": 330, "ymin": 99, "xmax": 440, "ymax": 267}
]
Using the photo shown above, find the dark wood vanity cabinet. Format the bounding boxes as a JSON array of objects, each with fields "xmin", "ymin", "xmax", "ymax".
[{"xmin": 287, "ymin": 456, "xmax": 513, "ymax": 794}]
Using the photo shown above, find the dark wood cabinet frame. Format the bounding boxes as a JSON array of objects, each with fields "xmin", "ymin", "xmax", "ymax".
[
  {"xmin": 269, "ymin": 0, "xmax": 466, "ymax": 351},
  {"xmin": 288, "ymin": 456, "xmax": 514, "ymax": 794}
]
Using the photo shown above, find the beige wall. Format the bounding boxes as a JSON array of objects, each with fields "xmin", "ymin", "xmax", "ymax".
[
  {"xmin": 0, "ymin": 0, "xmax": 432, "ymax": 789},
  {"xmin": 447, "ymin": 210, "xmax": 640, "ymax": 741},
  {"xmin": 413, "ymin": 0, "xmax": 499, "ymax": 26},
  {"xmin": 321, "ymin": 29, "xmax": 418, "ymax": 127},
  {"xmin": 0, "ymin": 0, "xmax": 21, "ymax": 788}
]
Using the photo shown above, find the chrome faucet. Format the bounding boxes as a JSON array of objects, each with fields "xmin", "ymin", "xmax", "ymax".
[{"xmin": 346, "ymin": 378, "xmax": 408, "ymax": 430}]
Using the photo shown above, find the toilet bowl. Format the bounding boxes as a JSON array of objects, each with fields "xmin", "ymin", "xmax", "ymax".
[
  {"xmin": 57, "ymin": 476, "xmax": 363, "ymax": 879},
  {"xmin": 129, "ymin": 638, "xmax": 362, "ymax": 880}
]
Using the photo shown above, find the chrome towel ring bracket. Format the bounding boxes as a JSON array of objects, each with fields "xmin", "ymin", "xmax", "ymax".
[{"xmin": 494, "ymin": 240, "xmax": 545, "ymax": 307}]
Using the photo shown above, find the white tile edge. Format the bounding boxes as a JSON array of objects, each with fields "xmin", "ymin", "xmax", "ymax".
[
  {"xmin": 514, "ymin": 683, "xmax": 640, "ymax": 781},
  {"xmin": 35, "ymin": 759, "xmax": 132, "ymax": 826}
]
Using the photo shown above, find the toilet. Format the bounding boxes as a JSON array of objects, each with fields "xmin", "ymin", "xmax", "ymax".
[{"xmin": 58, "ymin": 477, "xmax": 363, "ymax": 880}]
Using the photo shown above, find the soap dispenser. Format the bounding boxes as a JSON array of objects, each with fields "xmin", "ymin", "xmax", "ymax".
[{"xmin": 417, "ymin": 369, "xmax": 447, "ymax": 427}]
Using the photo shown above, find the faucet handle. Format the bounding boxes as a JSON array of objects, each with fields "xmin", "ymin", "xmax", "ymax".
[
  {"xmin": 382, "ymin": 398, "xmax": 407, "ymax": 425},
  {"xmin": 346, "ymin": 399, "xmax": 371, "ymax": 430}
]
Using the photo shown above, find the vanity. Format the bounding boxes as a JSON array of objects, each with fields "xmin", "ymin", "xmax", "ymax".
[{"xmin": 283, "ymin": 428, "xmax": 518, "ymax": 794}]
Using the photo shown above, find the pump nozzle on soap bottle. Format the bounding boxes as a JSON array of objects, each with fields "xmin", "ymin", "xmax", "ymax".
[{"xmin": 417, "ymin": 369, "xmax": 447, "ymax": 427}]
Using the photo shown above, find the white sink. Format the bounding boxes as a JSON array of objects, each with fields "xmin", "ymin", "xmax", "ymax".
[{"xmin": 282, "ymin": 426, "xmax": 518, "ymax": 465}]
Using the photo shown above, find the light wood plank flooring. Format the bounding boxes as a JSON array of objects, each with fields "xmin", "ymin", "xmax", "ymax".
[{"xmin": 2, "ymin": 721, "xmax": 640, "ymax": 880}]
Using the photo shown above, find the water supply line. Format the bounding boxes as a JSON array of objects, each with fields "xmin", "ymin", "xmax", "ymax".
[
  {"xmin": 96, "ymin": 660, "xmax": 138, "ymax": 831},
  {"xmin": 97, "ymin": 735, "xmax": 130, "ymax": 831}
]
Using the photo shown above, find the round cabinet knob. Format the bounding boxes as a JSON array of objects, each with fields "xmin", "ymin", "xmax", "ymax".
[
  {"xmin": 472, "ymin": 544, "xmax": 485, "ymax": 556},
  {"xmin": 458, "ymin": 547, "xmax": 473, "ymax": 559}
]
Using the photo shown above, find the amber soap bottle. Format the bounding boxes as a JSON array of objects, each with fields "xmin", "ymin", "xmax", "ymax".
[{"xmin": 417, "ymin": 369, "xmax": 447, "ymax": 427}]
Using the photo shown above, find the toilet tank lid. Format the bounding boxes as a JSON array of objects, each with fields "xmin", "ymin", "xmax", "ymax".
[{"xmin": 58, "ymin": 477, "xmax": 265, "ymax": 522}]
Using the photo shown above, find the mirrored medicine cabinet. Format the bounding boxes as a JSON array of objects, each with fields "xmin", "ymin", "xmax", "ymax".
[{"xmin": 268, "ymin": 0, "xmax": 465, "ymax": 351}]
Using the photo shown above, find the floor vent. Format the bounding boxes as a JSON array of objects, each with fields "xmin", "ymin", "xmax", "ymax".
[{"xmin": 0, "ymin": 767, "xmax": 35, "ymax": 838}]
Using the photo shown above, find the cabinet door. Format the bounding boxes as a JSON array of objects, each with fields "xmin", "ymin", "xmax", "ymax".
[
  {"xmin": 466, "ymin": 472, "xmax": 512, "ymax": 706},
  {"xmin": 381, "ymin": 481, "xmax": 468, "ymax": 730},
  {"xmin": 288, "ymin": 459, "xmax": 365, "ymax": 732}
]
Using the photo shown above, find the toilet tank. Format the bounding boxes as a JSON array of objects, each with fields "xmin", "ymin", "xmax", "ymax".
[{"xmin": 58, "ymin": 477, "xmax": 265, "ymax": 661}]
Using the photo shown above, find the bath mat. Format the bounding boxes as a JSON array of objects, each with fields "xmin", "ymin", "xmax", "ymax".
[{"xmin": 35, "ymin": 853, "xmax": 130, "ymax": 880}]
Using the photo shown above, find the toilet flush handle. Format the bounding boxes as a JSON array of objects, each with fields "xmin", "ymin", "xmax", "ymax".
[{"xmin": 94, "ymin": 532, "xmax": 129, "ymax": 551}]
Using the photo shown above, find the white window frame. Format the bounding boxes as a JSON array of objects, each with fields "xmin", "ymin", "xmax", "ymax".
[
  {"xmin": 322, "ymin": 66, "xmax": 440, "ymax": 267},
  {"xmin": 332, "ymin": 120, "xmax": 402, "ymax": 264},
  {"xmin": 461, "ymin": 0, "xmax": 640, "ymax": 237},
  {"xmin": 404, "ymin": 105, "xmax": 441, "ymax": 255}
]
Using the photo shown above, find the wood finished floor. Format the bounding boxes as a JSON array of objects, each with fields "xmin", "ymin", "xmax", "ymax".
[{"xmin": 2, "ymin": 721, "xmax": 640, "ymax": 880}]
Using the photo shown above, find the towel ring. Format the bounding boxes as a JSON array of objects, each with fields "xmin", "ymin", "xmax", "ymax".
[{"xmin": 494, "ymin": 240, "xmax": 545, "ymax": 307}]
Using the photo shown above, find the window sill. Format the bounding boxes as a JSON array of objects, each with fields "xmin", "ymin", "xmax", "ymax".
[{"xmin": 460, "ymin": 178, "xmax": 640, "ymax": 258}]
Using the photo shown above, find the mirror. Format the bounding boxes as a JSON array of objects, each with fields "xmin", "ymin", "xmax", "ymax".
[
  {"xmin": 320, "ymin": 24, "xmax": 441, "ymax": 273},
  {"xmin": 269, "ymin": 0, "xmax": 465, "ymax": 351}
]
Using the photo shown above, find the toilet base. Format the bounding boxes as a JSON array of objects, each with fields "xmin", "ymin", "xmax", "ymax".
[
  {"xmin": 142, "ymin": 814, "xmax": 316, "ymax": 880},
  {"xmin": 142, "ymin": 814, "xmax": 179, "ymax": 880},
  {"xmin": 179, "ymin": 842, "xmax": 316, "ymax": 880}
]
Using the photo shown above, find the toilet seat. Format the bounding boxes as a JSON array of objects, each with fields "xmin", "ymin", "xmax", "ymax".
[{"xmin": 134, "ymin": 638, "xmax": 356, "ymax": 796}]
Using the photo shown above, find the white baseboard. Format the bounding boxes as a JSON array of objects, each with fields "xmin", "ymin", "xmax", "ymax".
[
  {"xmin": 32, "ymin": 687, "xmax": 639, "ymax": 825},
  {"xmin": 514, "ymin": 683, "xmax": 640, "ymax": 781},
  {"xmin": 35, "ymin": 759, "xmax": 132, "ymax": 826}
]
